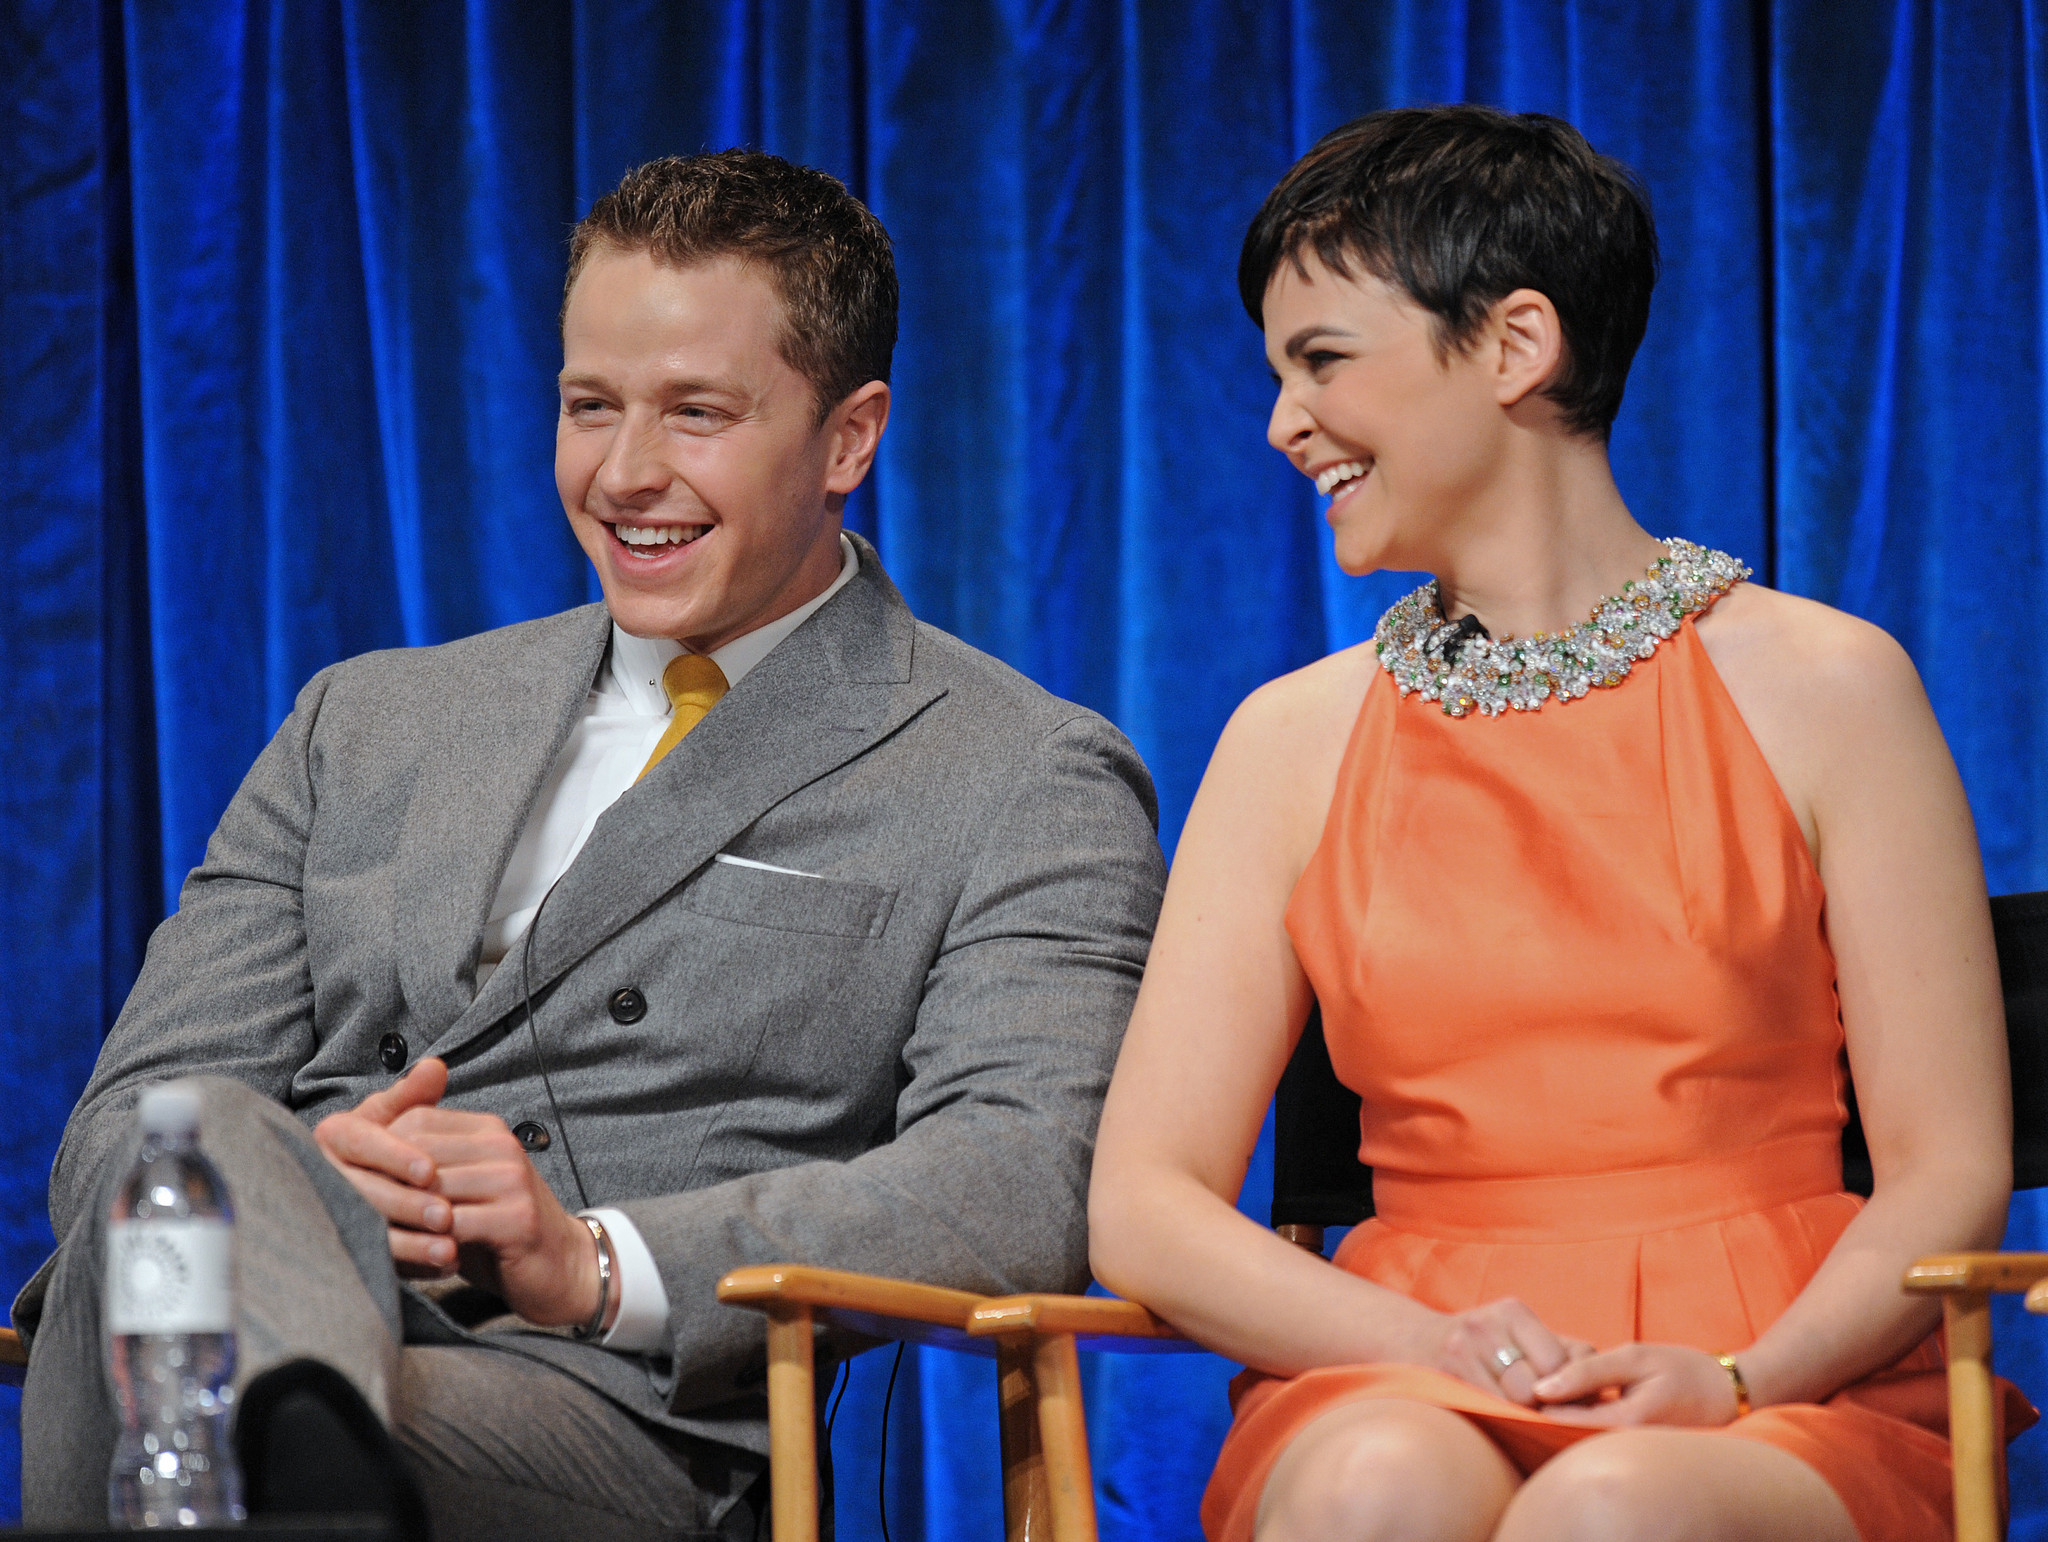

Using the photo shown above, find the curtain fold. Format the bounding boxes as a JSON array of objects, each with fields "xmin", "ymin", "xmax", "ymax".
[
  {"xmin": 0, "ymin": 0, "xmax": 153, "ymax": 1502},
  {"xmin": 5, "ymin": 0, "xmax": 2047, "ymax": 1532},
  {"xmin": 1776, "ymin": 0, "xmax": 2048, "ymax": 884}
]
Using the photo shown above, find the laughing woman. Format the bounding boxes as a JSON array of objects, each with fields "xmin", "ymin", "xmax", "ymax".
[{"xmin": 1087, "ymin": 106, "xmax": 2031, "ymax": 1542}]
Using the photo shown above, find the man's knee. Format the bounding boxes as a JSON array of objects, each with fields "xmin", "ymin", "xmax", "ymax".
[
  {"xmin": 1256, "ymin": 1400, "xmax": 1516, "ymax": 1542},
  {"xmin": 105, "ymin": 1074, "xmax": 384, "ymax": 1275},
  {"xmin": 74, "ymin": 1076, "xmax": 317, "ymax": 1219},
  {"xmin": 186, "ymin": 1076, "xmax": 323, "ymax": 1160}
]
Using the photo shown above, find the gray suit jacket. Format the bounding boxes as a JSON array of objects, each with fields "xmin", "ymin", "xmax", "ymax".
[{"xmin": 40, "ymin": 537, "xmax": 1166, "ymax": 1447}]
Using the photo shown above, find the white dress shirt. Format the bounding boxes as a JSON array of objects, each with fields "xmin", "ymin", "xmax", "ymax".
[{"xmin": 475, "ymin": 535, "xmax": 858, "ymax": 1351}]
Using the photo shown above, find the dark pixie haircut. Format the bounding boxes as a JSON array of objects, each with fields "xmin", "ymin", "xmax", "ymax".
[
  {"xmin": 566, "ymin": 150, "xmax": 898, "ymax": 425},
  {"xmin": 1239, "ymin": 106, "xmax": 1657, "ymax": 439}
]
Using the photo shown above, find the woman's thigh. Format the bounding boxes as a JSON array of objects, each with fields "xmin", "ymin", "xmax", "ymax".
[
  {"xmin": 1494, "ymin": 1428, "xmax": 1859, "ymax": 1542},
  {"xmin": 1255, "ymin": 1397, "xmax": 1521, "ymax": 1542}
]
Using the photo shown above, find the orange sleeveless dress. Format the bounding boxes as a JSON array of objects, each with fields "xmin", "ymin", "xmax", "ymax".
[{"xmin": 1200, "ymin": 614, "xmax": 2034, "ymax": 1542}]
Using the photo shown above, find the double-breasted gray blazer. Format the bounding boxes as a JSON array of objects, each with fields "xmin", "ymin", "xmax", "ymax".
[{"xmin": 37, "ymin": 536, "xmax": 1167, "ymax": 1447}]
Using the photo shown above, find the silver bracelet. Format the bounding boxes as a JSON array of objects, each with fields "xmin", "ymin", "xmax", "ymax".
[{"xmin": 574, "ymin": 1214, "xmax": 613, "ymax": 1342}]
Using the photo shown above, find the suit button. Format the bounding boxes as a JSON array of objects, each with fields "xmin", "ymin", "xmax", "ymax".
[
  {"xmin": 608, "ymin": 988, "xmax": 646, "ymax": 1025},
  {"xmin": 513, "ymin": 1121, "xmax": 551, "ymax": 1153},
  {"xmin": 378, "ymin": 1034, "xmax": 408, "ymax": 1072}
]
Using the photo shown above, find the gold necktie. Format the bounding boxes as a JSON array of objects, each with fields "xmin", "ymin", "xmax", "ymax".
[{"xmin": 636, "ymin": 653, "xmax": 729, "ymax": 782}]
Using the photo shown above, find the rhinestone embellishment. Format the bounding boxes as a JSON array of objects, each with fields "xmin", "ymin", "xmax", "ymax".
[{"xmin": 1373, "ymin": 539, "xmax": 1751, "ymax": 718}]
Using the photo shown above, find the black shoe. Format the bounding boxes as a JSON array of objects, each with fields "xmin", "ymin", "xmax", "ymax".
[{"xmin": 236, "ymin": 1358, "xmax": 431, "ymax": 1541}]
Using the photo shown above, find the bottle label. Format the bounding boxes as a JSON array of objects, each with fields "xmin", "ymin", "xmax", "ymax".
[{"xmin": 105, "ymin": 1220, "xmax": 233, "ymax": 1334}]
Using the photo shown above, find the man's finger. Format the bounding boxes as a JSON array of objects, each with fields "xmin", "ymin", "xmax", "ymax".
[
  {"xmin": 398, "ymin": 1126, "xmax": 525, "ymax": 1170},
  {"xmin": 352, "ymin": 1057, "xmax": 450, "ymax": 1127},
  {"xmin": 317, "ymin": 1110, "xmax": 437, "ymax": 1187},
  {"xmin": 388, "ymin": 1104, "xmax": 506, "ymax": 1141},
  {"xmin": 428, "ymin": 1164, "xmax": 528, "ymax": 1205},
  {"xmin": 340, "ymin": 1166, "xmax": 455, "ymax": 1233},
  {"xmin": 387, "ymin": 1225, "xmax": 459, "ymax": 1272},
  {"xmin": 444, "ymin": 1182, "xmax": 555, "ymax": 1248}
]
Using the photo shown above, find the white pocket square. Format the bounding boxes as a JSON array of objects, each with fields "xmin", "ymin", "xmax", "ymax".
[{"xmin": 713, "ymin": 853, "xmax": 825, "ymax": 880}]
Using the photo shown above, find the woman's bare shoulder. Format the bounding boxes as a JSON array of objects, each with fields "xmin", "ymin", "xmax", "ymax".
[
  {"xmin": 1693, "ymin": 583, "xmax": 1936, "ymax": 848},
  {"xmin": 1214, "ymin": 641, "xmax": 1379, "ymax": 787},
  {"xmin": 1231, "ymin": 640, "xmax": 1380, "ymax": 735},
  {"xmin": 1188, "ymin": 642, "xmax": 1381, "ymax": 866},
  {"xmin": 1695, "ymin": 581, "xmax": 1924, "ymax": 722}
]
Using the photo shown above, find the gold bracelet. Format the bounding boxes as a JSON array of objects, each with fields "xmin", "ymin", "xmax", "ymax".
[{"xmin": 1715, "ymin": 1352, "xmax": 1751, "ymax": 1419}]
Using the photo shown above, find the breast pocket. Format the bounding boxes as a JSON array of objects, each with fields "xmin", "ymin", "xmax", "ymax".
[{"xmin": 680, "ymin": 857, "xmax": 897, "ymax": 939}]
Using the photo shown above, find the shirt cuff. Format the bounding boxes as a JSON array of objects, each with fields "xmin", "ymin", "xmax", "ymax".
[{"xmin": 581, "ymin": 1208, "xmax": 670, "ymax": 1354}]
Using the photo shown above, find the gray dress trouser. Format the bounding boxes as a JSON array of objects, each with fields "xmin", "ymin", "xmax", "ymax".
[{"xmin": 19, "ymin": 1079, "xmax": 764, "ymax": 1541}]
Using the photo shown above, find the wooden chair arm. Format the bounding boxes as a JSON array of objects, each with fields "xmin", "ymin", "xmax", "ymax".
[
  {"xmin": 0, "ymin": 1327, "xmax": 23, "ymax": 1388},
  {"xmin": 967, "ymin": 1292, "xmax": 1180, "ymax": 1342},
  {"xmin": 716, "ymin": 1263, "xmax": 999, "ymax": 1360},
  {"xmin": 1902, "ymin": 1252, "xmax": 2048, "ymax": 1294},
  {"xmin": 715, "ymin": 1273, "xmax": 1160, "ymax": 1542},
  {"xmin": 717, "ymin": 1263, "xmax": 983, "ymax": 1324},
  {"xmin": 715, "ymin": 1266, "xmax": 996, "ymax": 1542},
  {"xmin": 1899, "ymin": 1253, "xmax": 2048, "ymax": 1542}
]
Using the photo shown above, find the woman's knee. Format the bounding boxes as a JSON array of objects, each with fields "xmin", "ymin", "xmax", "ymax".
[
  {"xmin": 1255, "ymin": 1400, "xmax": 1516, "ymax": 1542},
  {"xmin": 1495, "ymin": 1431, "xmax": 1853, "ymax": 1542},
  {"xmin": 1496, "ymin": 1435, "xmax": 1676, "ymax": 1542}
]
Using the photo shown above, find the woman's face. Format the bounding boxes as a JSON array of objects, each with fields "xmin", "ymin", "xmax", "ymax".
[{"xmin": 1262, "ymin": 253, "xmax": 1512, "ymax": 576}]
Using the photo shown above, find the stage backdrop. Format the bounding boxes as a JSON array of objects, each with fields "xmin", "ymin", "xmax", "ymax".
[{"xmin": 6, "ymin": 0, "xmax": 2047, "ymax": 1532}]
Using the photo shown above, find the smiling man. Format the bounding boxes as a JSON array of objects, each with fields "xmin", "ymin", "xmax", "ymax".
[
  {"xmin": 557, "ymin": 246, "xmax": 871, "ymax": 651},
  {"xmin": 17, "ymin": 152, "xmax": 1166, "ymax": 1540}
]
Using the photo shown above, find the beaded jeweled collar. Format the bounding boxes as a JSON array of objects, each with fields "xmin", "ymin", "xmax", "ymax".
[{"xmin": 1373, "ymin": 539, "xmax": 1750, "ymax": 718}]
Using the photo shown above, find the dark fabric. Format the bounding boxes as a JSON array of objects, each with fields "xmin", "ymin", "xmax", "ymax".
[
  {"xmin": 5, "ymin": 1, "xmax": 2048, "ymax": 1535},
  {"xmin": 1271, "ymin": 1006, "xmax": 1373, "ymax": 1230},
  {"xmin": 239, "ymin": 1359, "xmax": 430, "ymax": 1539}
]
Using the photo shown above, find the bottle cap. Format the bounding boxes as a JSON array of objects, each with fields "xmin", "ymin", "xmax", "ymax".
[{"xmin": 137, "ymin": 1081, "xmax": 204, "ymax": 1137}]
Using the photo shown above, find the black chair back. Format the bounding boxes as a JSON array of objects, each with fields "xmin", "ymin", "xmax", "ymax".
[
  {"xmin": 1271, "ymin": 890, "xmax": 2048, "ymax": 1230},
  {"xmin": 1998, "ymin": 889, "xmax": 2048, "ymax": 1189}
]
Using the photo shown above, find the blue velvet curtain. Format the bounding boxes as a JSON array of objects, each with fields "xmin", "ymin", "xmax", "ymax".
[{"xmin": 6, "ymin": 0, "xmax": 2047, "ymax": 1532}]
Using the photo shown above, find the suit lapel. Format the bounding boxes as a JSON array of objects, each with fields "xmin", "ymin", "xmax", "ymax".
[
  {"xmin": 393, "ymin": 605, "xmax": 613, "ymax": 1037},
  {"xmin": 428, "ymin": 539, "xmax": 943, "ymax": 1061}
]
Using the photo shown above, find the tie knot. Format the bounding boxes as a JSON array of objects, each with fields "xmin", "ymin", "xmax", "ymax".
[{"xmin": 661, "ymin": 652, "xmax": 729, "ymax": 714}]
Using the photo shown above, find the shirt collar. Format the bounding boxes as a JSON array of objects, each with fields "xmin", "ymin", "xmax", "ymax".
[{"xmin": 607, "ymin": 533, "xmax": 860, "ymax": 714}]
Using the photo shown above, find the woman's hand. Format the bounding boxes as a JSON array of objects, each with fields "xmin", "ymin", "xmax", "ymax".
[
  {"xmin": 1400, "ymin": 1297, "xmax": 1594, "ymax": 1407},
  {"xmin": 1529, "ymin": 1342, "xmax": 1740, "ymax": 1426}
]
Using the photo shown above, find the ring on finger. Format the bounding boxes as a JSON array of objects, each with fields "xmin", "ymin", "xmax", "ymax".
[{"xmin": 1493, "ymin": 1345, "xmax": 1526, "ymax": 1373}]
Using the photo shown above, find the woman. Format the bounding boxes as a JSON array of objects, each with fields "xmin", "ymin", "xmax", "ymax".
[{"xmin": 1087, "ymin": 106, "xmax": 2029, "ymax": 1542}]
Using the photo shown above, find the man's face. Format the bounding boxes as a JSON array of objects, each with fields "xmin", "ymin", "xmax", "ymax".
[{"xmin": 556, "ymin": 249, "xmax": 885, "ymax": 649}]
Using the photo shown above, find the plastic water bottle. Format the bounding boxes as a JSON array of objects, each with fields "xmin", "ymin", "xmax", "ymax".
[{"xmin": 106, "ymin": 1082, "xmax": 246, "ymax": 1528}]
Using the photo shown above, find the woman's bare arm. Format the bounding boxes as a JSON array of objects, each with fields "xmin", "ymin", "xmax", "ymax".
[
  {"xmin": 1703, "ymin": 589, "xmax": 2010, "ymax": 1406},
  {"xmin": 1089, "ymin": 650, "xmax": 1584, "ymax": 1392},
  {"xmin": 1537, "ymin": 589, "xmax": 2013, "ymax": 1423}
]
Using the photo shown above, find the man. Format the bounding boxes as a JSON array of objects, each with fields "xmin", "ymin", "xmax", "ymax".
[{"xmin": 17, "ymin": 151, "xmax": 1165, "ymax": 1539}]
